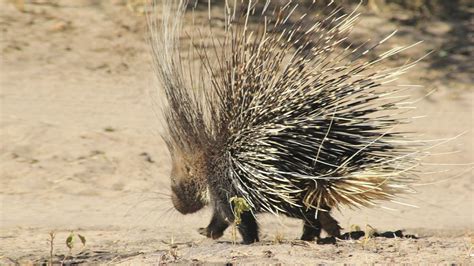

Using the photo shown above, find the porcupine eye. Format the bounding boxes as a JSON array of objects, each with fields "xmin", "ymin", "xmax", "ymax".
[{"xmin": 184, "ymin": 165, "xmax": 191, "ymax": 175}]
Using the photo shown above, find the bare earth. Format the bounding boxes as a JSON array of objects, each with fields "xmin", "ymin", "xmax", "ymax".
[{"xmin": 1, "ymin": 1, "xmax": 473, "ymax": 264}]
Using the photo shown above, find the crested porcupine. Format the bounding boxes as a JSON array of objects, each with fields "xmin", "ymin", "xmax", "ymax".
[{"xmin": 148, "ymin": 0, "xmax": 424, "ymax": 244}]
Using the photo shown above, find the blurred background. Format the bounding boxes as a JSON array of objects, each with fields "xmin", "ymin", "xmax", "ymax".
[{"xmin": 1, "ymin": 0, "xmax": 472, "ymax": 264}]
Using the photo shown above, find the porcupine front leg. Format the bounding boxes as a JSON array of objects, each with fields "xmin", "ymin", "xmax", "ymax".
[
  {"xmin": 198, "ymin": 210, "xmax": 229, "ymax": 239},
  {"xmin": 213, "ymin": 200, "xmax": 260, "ymax": 244},
  {"xmin": 216, "ymin": 197, "xmax": 259, "ymax": 244},
  {"xmin": 237, "ymin": 210, "xmax": 259, "ymax": 244},
  {"xmin": 201, "ymin": 211, "xmax": 259, "ymax": 244},
  {"xmin": 199, "ymin": 197, "xmax": 259, "ymax": 244}
]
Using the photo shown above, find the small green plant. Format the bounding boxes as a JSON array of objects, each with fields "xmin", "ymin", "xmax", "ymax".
[
  {"xmin": 229, "ymin": 197, "xmax": 251, "ymax": 225},
  {"xmin": 66, "ymin": 232, "xmax": 74, "ymax": 251},
  {"xmin": 229, "ymin": 196, "xmax": 251, "ymax": 244},
  {"xmin": 61, "ymin": 231, "xmax": 86, "ymax": 264}
]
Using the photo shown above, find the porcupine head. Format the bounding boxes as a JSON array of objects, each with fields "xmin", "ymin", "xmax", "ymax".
[
  {"xmin": 150, "ymin": 1, "xmax": 232, "ymax": 217},
  {"xmin": 169, "ymin": 146, "xmax": 208, "ymax": 214},
  {"xmin": 146, "ymin": 0, "xmax": 213, "ymax": 215}
]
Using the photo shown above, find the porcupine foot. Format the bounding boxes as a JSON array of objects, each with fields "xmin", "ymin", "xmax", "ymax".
[
  {"xmin": 198, "ymin": 206, "xmax": 259, "ymax": 244},
  {"xmin": 300, "ymin": 209, "xmax": 341, "ymax": 243},
  {"xmin": 198, "ymin": 211, "xmax": 229, "ymax": 239},
  {"xmin": 301, "ymin": 220, "xmax": 322, "ymax": 241}
]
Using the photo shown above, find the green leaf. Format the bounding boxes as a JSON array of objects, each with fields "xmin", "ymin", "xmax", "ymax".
[
  {"xmin": 66, "ymin": 232, "xmax": 74, "ymax": 249},
  {"xmin": 78, "ymin": 234, "xmax": 86, "ymax": 247},
  {"xmin": 230, "ymin": 197, "xmax": 251, "ymax": 225}
]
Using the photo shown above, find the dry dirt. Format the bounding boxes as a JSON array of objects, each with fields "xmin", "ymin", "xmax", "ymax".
[{"xmin": 1, "ymin": 1, "xmax": 473, "ymax": 264}]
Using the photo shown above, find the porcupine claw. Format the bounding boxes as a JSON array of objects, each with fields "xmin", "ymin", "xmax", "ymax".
[
  {"xmin": 198, "ymin": 211, "xmax": 229, "ymax": 240},
  {"xmin": 198, "ymin": 227, "xmax": 224, "ymax": 239},
  {"xmin": 198, "ymin": 210, "xmax": 259, "ymax": 244}
]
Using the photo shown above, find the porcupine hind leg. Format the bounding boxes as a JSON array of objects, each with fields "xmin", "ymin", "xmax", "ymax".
[
  {"xmin": 318, "ymin": 209, "xmax": 342, "ymax": 238},
  {"xmin": 198, "ymin": 210, "xmax": 229, "ymax": 239},
  {"xmin": 300, "ymin": 209, "xmax": 322, "ymax": 241},
  {"xmin": 301, "ymin": 219, "xmax": 322, "ymax": 241},
  {"xmin": 300, "ymin": 208, "xmax": 341, "ymax": 242}
]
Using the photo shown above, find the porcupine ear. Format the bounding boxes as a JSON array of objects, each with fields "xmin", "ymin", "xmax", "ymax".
[
  {"xmin": 215, "ymin": 1, "xmax": 425, "ymax": 214},
  {"xmin": 147, "ymin": 0, "xmax": 212, "ymax": 154}
]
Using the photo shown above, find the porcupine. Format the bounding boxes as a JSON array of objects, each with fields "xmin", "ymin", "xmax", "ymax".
[{"xmin": 148, "ymin": 0, "xmax": 422, "ymax": 244}]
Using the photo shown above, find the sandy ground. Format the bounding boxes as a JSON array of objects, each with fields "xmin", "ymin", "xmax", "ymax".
[{"xmin": 1, "ymin": 1, "xmax": 473, "ymax": 264}]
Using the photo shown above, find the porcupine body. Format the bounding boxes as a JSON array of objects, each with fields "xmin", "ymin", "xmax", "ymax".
[{"xmin": 149, "ymin": 0, "xmax": 421, "ymax": 244}]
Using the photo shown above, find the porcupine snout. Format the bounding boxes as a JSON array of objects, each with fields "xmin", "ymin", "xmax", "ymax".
[
  {"xmin": 170, "ymin": 180, "xmax": 206, "ymax": 214},
  {"xmin": 169, "ymin": 155, "xmax": 208, "ymax": 214}
]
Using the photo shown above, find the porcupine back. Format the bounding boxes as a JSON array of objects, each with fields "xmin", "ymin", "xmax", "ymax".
[{"xmin": 149, "ymin": 0, "xmax": 424, "ymax": 216}]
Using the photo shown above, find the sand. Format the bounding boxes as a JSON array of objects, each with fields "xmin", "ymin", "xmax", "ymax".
[{"xmin": 0, "ymin": 1, "xmax": 473, "ymax": 264}]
